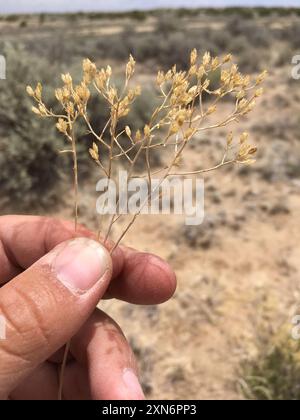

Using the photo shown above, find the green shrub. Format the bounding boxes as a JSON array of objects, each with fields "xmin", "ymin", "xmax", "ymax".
[
  {"xmin": 155, "ymin": 14, "xmax": 180, "ymax": 37},
  {"xmin": 240, "ymin": 336, "xmax": 300, "ymax": 400},
  {"xmin": 87, "ymin": 10, "xmax": 147, "ymax": 21},
  {"xmin": 19, "ymin": 20, "xmax": 28, "ymax": 28},
  {"xmin": 4, "ymin": 15, "xmax": 20, "ymax": 23},
  {"xmin": 226, "ymin": 16, "xmax": 272, "ymax": 48},
  {"xmin": 39, "ymin": 14, "xmax": 46, "ymax": 25},
  {"xmin": 0, "ymin": 41, "xmax": 162, "ymax": 214},
  {"xmin": 283, "ymin": 22, "xmax": 300, "ymax": 48},
  {"xmin": 0, "ymin": 44, "xmax": 68, "ymax": 212}
]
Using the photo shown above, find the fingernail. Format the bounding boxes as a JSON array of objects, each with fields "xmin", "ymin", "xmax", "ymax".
[
  {"xmin": 123, "ymin": 369, "xmax": 145, "ymax": 400},
  {"xmin": 52, "ymin": 238, "xmax": 111, "ymax": 294}
]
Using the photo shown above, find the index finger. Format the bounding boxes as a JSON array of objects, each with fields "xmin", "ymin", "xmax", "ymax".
[{"xmin": 0, "ymin": 215, "xmax": 176, "ymax": 304}]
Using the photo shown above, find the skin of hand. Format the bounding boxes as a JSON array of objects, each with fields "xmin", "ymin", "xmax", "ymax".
[{"xmin": 0, "ymin": 216, "xmax": 176, "ymax": 400}]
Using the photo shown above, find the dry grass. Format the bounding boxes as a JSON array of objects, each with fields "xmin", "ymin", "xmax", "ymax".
[{"xmin": 27, "ymin": 51, "xmax": 265, "ymax": 248}]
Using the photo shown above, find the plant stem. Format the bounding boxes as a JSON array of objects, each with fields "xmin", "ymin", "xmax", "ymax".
[
  {"xmin": 58, "ymin": 340, "xmax": 71, "ymax": 400},
  {"xmin": 58, "ymin": 127, "xmax": 78, "ymax": 400},
  {"xmin": 71, "ymin": 131, "xmax": 79, "ymax": 229}
]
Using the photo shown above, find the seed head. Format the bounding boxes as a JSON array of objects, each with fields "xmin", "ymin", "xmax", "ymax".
[
  {"xmin": 255, "ymin": 88, "xmax": 264, "ymax": 98},
  {"xmin": 227, "ymin": 132, "xmax": 233, "ymax": 147},
  {"xmin": 126, "ymin": 55, "xmax": 136, "ymax": 80},
  {"xmin": 32, "ymin": 106, "xmax": 41, "ymax": 115},
  {"xmin": 157, "ymin": 71, "xmax": 165, "ymax": 86},
  {"xmin": 62, "ymin": 73, "xmax": 72, "ymax": 85},
  {"xmin": 223, "ymin": 54, "xmax": 232, "ymax": 63},
  {"xmin": 26, "ymin": 86, "xmax": 35, "ymax": 97},
  {"xmin": 89, "ymin": 142, "xmax": 99, "ymax": 161},
  {"xmin": 203, "ymin": 51, "xmax": 211, "ymax": 67},
  {"xmin": 240, "ymin": 132, "xmax": 249, "ymax": 144},
  {"xmin": 190, "ymin": 49, "xmax": 198, "ymax": 66},
  {"xmin": 106, "ymin": 65, "xmax": 112, "ymax": 78},
  {"xmin": 256, "ymin": 70, "xmax": 268, "ymax": 85},
  {"xmin": 56, "ymin": 118, "xmax": 68, "ymax": 135},
  {"xmin": 144, "ymin": 125, "xmax": 151, "ymax": 138},
  {"xmin": 83, "ymin": 59, "xmax": 97, "ymax": 83},
  {"xmin": 135, "ymin": 129, "xmax": 142, "ymax": 142},
  {"xmin": 125, "ymin": 126, "xmax": 132, "ymax": 138},
  {"xmin": 207, "ymin": 105, "xmax": 217, "ymax": 115},
  {"xmin": 35, "ymin": 83, "xmax": 42, "ymax": 101}
]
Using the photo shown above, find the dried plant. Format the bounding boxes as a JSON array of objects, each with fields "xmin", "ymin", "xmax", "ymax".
[{"xmin": 27, "ymin": 49, "xmax": 266, "ymax": 399}]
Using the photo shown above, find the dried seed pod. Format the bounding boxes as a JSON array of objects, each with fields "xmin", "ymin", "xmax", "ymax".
[
  {"xmin": 126, "ymin": 55, "xmax": 136, "ymax": 80},
  {"xmin": 56, "ymin": 118, "xmax": 68, "ymax": 135},
  {"xmin": 26, "ymin": 86, "xmax": 35, "ymax": 97}
]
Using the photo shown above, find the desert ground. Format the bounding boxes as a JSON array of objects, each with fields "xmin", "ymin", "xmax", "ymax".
[{"xmin": 1, "ymin": 8, "xmax": 300, "ymax": 399}]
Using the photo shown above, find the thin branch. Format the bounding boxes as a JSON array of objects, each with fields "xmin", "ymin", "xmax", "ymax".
[
  {"xmin": 83, "ymin": 114, "xmax": 111, "ymax": 150},
  {"xmin": 169, "ymin": 159, "xmax": 236, "ymax": 176}
]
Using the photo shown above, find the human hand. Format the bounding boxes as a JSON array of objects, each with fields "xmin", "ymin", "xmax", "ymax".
[{"xmin": 0, "ymin": 216, "xmax": 176, "ymax": 400}]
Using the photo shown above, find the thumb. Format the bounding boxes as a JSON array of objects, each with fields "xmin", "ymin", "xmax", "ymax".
[{"xmin": 0, "ymin": 238, "xmax": 112, "ymax": 398}]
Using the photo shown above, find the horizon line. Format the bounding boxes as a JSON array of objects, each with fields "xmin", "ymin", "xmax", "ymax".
[{"xmin": 1, "ymin": 5, "xmax": 300, "ymax": 17}]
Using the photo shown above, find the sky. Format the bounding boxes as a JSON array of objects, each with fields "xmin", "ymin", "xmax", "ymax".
[{"xmin": 0, "ymin": 0, "xmax": 299, "ymax": 15}]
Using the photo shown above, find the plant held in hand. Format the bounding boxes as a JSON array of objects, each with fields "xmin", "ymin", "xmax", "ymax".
[{"xmin": 27, "ymin": 49, "xmax": 266, "ymax": 398}]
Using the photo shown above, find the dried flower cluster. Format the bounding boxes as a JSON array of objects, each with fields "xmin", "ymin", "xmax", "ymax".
[
  {"xmin": 27, "ymin": 50, "xmax": 266, "ymax": 399},
  {"xmin": 27, "ymin": 50, "xmax": 266, "ymax": 247}
]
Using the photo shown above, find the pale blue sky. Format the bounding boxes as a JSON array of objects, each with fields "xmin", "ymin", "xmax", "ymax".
[{"xmin": 0, "ymin": 0, "xmax": 298, "ymax": 15}]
